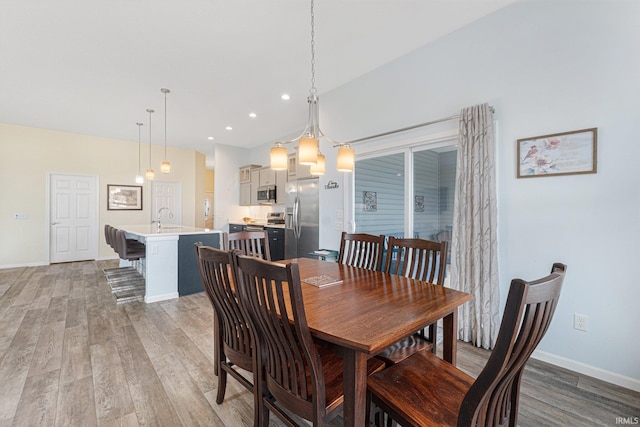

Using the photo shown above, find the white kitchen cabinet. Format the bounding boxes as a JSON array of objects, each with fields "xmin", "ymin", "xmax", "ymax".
[
  {"xmin": 239, "ymin": 183, "xmax": 251, "ymax": 206},
  {"xmin": 240, "ymin": 164, "xmax": 261, "ymax": 184},
  {"xmin": 259, "ymin": 168, "xmax": 276, "ymax": 186},
  {"xmin": 276, "ymin": 170, "xmax": 287, "ymax": 205},
  {"xmin": 250, "ymin": 170, "xmax": 260, "ymax": 205},
  {"xmin": 287, "ymin": 152, "xmax": 312, "ymax": 180}
]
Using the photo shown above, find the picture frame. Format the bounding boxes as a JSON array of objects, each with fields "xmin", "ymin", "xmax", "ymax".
[
  {"xmin": 107, "ymin": 185, "xmax": 143, "ymax": 210},
  {"xmin": 517, "ymin": 128, "xmax": 597, "ymax": 178},
  {"xmin": 362, "ymin": 191, "xmax": 377, "ymax": 212}
]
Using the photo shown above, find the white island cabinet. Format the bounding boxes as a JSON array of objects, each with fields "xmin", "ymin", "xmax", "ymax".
[{"xmin": 118, "ymin": 225, "xmax": 223, "ymax": 303}]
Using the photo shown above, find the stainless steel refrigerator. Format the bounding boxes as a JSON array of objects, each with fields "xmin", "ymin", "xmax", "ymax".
[{"xmin": 285, "ymin": 178, "xmax": 319, "ymax": 259}]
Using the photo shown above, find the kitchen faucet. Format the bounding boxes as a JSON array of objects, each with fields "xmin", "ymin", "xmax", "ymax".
[{"xmin": 154, "ymin": 207, "xmax": 174, "ymax": 229}]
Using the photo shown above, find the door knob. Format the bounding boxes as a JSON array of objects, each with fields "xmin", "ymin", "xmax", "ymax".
[{"xmin": 51, "ymin": 221, "xmax": 60, "ymax": 225}]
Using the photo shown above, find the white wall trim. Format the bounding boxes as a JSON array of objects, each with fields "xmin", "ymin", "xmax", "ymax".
[
  {"xmin": 96, "ymin": 256, "xmax": 119, "ymax": 262},
  {"xmin": 532, "ymin": 349, "xmax": 640, "ymax": 393},
  {"xmin": 0, "ymin": 262, "xmax": 49, "ymax": 270},
  {"xmin": 144, "ymin": 292, "xmax": 179, "ymax": 304}
]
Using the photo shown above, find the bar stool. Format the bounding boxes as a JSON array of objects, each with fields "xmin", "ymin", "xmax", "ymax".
[{"xmin": 115, "ymin": 229, "xmax": 146, "ymax": 261}]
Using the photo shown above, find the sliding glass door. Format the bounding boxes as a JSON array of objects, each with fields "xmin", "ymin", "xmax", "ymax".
[{"xmin": 352, "ymin": 141, "xmax": 456, "ymax": 275}]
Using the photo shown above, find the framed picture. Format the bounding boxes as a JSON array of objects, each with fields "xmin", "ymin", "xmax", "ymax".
[
  {"xmin": 362, "ymin": 191, "xmax": 377, "ymax": 212},
  {"xmin": 517, "ymin": 128, "xmax": 597, "ymax": 178},
  {"xmin": 107, "ymin": 185, "xmax": 143, "ymax": 210}
]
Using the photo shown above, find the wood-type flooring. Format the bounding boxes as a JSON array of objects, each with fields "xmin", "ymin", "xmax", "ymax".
[{"xmin": 0, "ymin": 260, "xmax": 637, "ymax": 426}]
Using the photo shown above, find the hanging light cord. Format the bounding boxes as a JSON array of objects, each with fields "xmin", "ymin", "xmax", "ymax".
[
  {"xmin": 147, "ymin": 109, "xmax": 154, "ymax": 168},
  {"xmin": 310, "ymin": 0, "xmax": 316, "ymax": 95},
  {"xmin": 163, "ymin": 90, "xmax": 167, "ymax": 160},
  {"xmin": 137, "ymin": 123, "xmax": 142, "ymax": 174}
]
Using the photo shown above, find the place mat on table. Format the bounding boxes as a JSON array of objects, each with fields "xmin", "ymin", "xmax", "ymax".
[{"xmin": 302, "ymin": 275, "xmax": 343, "ymax": 287}]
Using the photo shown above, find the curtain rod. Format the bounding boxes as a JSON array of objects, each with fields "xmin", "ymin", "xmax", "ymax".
[{"xmin": 335, "ymin": 105, "xmax": 495, "ymax": 147}]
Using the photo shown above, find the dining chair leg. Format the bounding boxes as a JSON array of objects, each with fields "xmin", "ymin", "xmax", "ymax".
[
  {"xmin": 213, "ymin": 316, "xmax": 220, "ymax": 376},
  {"xmin": 215, "ymin": 367, "xmax": 227, "ymax": 404}
]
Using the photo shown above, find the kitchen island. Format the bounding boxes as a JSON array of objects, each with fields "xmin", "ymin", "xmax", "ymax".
[{"xmin": 118, "ymin": 225, "xmax": 223, "ymax": 302}]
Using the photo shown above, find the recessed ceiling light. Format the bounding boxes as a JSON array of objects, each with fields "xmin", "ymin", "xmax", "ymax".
[
  {"xmin": 281, "ymin": 94, "xmax": 290, "ymax": 100},
  {"xmin": 249, "ymin": 112, "xmax": 257, "ymax": 118},
  {"xmin": 225, "ymin": 126, "xmax": 233, "ymax": 131},
  {"xmin": 207, "ymin": 136, "xmax": 215, "ymax": 140}
]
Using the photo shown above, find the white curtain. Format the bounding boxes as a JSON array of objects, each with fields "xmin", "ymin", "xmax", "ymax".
[{"xmin": 451, "ymin": 103, "xmax": 500, "ymax": 349}]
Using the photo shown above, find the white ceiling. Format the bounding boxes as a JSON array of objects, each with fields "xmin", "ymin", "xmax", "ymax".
[{"xmin": 0, "ymin": 0, "xmax": 518, "ymax": 156}]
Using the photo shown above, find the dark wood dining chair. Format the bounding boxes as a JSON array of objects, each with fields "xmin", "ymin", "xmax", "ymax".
[
  {"xmin": 367, "ymin": 263, "xmax": 566, "ymax": 427},
  {"xmin": 224, "ymin": 230, "xmax": 271, "ymax": 260},
  {"xmin": 194, "ymin": 244, "xmax": 258, "ymax": 426},
  {"xmin": 231, "ymin": 253, "xmax": 385, "ymax": 427},
  {"xmin": 376, "ymin": 237, "xmax": 448, "ymax": 365},
  {"xmin": 337, "ymin": 231, "xmax": 385, "ymax": 271}
]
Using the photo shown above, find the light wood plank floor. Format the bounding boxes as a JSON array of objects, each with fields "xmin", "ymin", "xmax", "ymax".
[{"xmin": 0, "ymin": 261, "xmax": 638, "ymax": 426}]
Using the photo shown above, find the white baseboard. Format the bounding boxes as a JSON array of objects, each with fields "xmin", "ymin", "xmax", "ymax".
[
  {"xmin": 144, "ymin": 292, "xmax": 179, "ymax": 304},
  {"xmin": 532, "ymin": 349, "xmax": 640, "ymax": 392},
  {"xmin": 1, "ymin": 257, "xmax": 119, "ymax": 269},
  {"xmin": 96, "ymin": 256, "xmax": 119, "ymax": 261},
  {"xmin": 0, "ymin": 261, "xmax": 49, "ymax": 270}
]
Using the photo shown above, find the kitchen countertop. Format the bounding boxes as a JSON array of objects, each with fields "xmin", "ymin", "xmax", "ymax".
[
  {"xmin": 118, "ymin": 224, "xmax": 223, "ymax": 237},
  {"xmin": 230, "ymin": 220, "xmax": 285, "ymax": 229}
]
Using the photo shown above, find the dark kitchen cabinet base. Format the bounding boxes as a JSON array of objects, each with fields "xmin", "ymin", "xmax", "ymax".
[{"xmin": 177, "ymin": 233, "xmax": 221, "ymax": 296}]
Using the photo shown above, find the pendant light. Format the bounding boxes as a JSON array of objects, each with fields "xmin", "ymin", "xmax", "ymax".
[
  {"xmin": 145, "ymin": 108, "xmax": 155, "ymax": 180},
  {"xmin": 160, "ymin": 88, "xmax": 171, "ymax": 174},
  {"xmin": 135, "ymin": 122, "xmax": 144, "ymax": 184},
  {"xmin": 337, "ymin": 144, "xmax": 355, "ymax": 172},
  {"xmin": 270, "ymin": 142, "xmax": 288, "ymax": 170},
  {"xmin": 269, "ymin": 0, "xmax": 352, "ymax": 174},
  {"xmin": 310, "ymin": 151, "xmax": 325, "ymax": 176}
]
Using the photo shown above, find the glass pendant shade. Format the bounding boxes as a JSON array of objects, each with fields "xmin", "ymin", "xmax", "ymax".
[
  {"xmin": 161, "ymin": 161, "xmax": 171, "ymax": 174},
  {"xmin": 135, "ymin": 174, "xmax": 144, "ymax": 184},
  {"xmin": 270, "ymin": 144, "xmax": 288, "ymax": 170},
  {"xmin": 298, "ymin": 136, "xmax": 318, "ymax": 165},
  {"xmin": 337, "ymin": 145, "xmax": 355, "ymax": 172},
  {"xmin": 146, "ymin": 108, "xmax": 155, "ymax": 180},
  {"xmin": 310, "ymin": 152, "xmax": 325, "ymax": 176}
]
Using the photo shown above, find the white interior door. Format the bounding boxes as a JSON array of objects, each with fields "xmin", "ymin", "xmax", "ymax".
[
  {"xmin": 49, "ymin": 174, "xmax": 98, "ymax": 263},
  {"xmin": 151, "ymin": 181, "xmax": 181, "ymax": 225}
]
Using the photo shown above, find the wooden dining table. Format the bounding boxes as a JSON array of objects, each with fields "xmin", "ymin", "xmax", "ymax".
[{"xmin": 280, "ymin": 257, "xmax": 473, "ymax": 427}]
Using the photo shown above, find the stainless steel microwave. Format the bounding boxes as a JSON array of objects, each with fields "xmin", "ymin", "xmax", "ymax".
[{"xmin": 257, "ymin": 185, "xmax": 276, "ymax": 204}]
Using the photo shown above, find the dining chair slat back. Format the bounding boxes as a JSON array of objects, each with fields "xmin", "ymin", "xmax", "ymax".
[
  {"xmin": 384, "ymin": 237, "xmax": 447, "ymax": 285},
  {"xmin": 194, "ymin": 244, "xmax": 258, "ymax": 425},
  {"xmin": 338, "ymin": 232, "xmax": 385, "ymax": 271},
  {"xmin": 376, "ymin": 237, "xmax": 448, "ymax": 365},
  {"xmin": 368, "ymin": 263, "xmax": 567, "ymax": 427},
  {"xmin": 232, "ymin": 253, "xmax": 384, "ymax": 426},
  {"xmin": 224, "ymin": 231, "xmax": 271, "ymax": 261}
]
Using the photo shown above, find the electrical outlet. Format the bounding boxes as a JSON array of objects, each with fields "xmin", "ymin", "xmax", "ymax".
[{"xmin": 574, "ymin": 313, "xmax": 588, "ymax": 332}]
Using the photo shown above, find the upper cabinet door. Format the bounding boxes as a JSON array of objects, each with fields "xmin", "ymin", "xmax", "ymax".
[
  {"xmin": 259, "ymin": 168, "xmax": 276, "ymax": 186},
  {"xmin": 240, "ymin": 164, "xmax": 261, "ymax": 183},
  {"xmin": 288, "ymin": 153, "xmax": 297, "ymax": 179}
]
